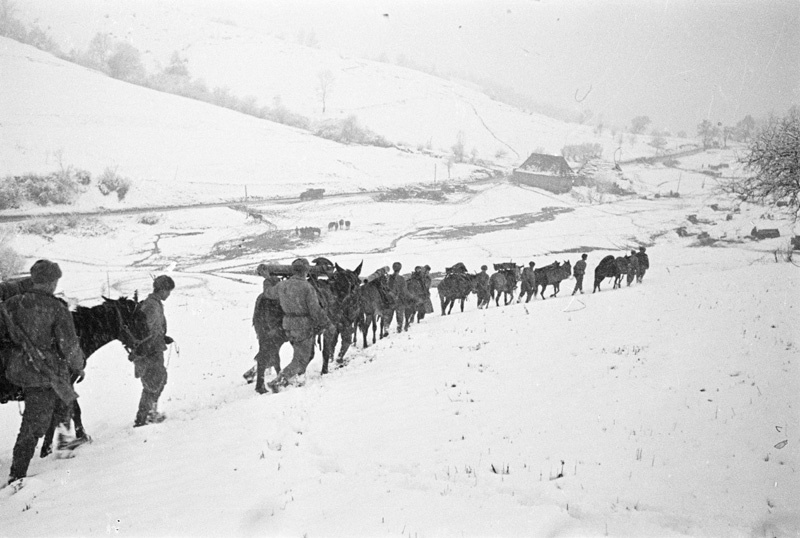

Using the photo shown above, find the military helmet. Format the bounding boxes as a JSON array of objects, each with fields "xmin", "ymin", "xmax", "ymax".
[
  {"xmin": 392, "ymin": 262, "xmax": 402, "ymax": 272},
  {"xmin": 640, "ymin": 246, "xmax": 646, "ymax": 252},
  {"xmin": 481, "ymin": 265, "xmax": 488, "ymax": 271},
  {"xmin": 581, "ymin": 253, "xmax": 588, "ymax": 259}
]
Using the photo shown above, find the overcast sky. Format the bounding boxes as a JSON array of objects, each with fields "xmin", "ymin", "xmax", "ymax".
[{"xmin": 227, "ymin": 0, "xmax": 799, "ymax": 133}]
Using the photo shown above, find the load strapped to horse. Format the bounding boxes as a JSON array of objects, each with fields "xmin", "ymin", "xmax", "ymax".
[
  {"xmin": 438, "ymin": 262, "xmax": 475, "ymax": 315},
  {"xmin": 490, "ymin": 262, "xmax": 521, "ymax": 306}
]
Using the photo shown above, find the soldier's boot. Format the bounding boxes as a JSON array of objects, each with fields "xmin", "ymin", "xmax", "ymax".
[
  {"xmin": 134, "ymin": 392, "xmax": 154, "ymax": 427},
  {"xmin": 147, "ymin": 401, "xmax": 166, "ymax": 424}
]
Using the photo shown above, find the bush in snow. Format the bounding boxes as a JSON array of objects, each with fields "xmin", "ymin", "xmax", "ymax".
[
  {"xmin": 98, "ymin": 168, "xmax": 132, "ymax": 200},
  {"xmin": 0, "ymin": 229, "xmax": 24, "ymax": 280},
  {"xmin": 314, "ymin": 115, "xmax": 391, "ymax": 147}
]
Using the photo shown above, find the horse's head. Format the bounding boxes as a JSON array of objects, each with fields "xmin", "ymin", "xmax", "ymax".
[
  {"xmin": 72, "ymin": 293, "xmax": 141, "ymax": 359},
  {"xmin": 101, "ymin": 294, "xmax": 143, "ymax": 351},
  {"xmin": 331, "ymin": 261, "xmax": 362, "ymax": 298}
]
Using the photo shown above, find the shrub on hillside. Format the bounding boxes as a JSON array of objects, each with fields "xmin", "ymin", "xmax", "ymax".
[
  {"xmin": 314, "ymin": 115, "xmax": 391, "ymax": 147},
  {"xmin": 561, "ymin": 143, "xmax": 603, "ymax": 163},
  {"xmin": 98, "ymin": 168, "xmax": 132, "ymax": 200},
  {"xmin": 138, "ymin": 214, "xmax": 160, "ymax": 225},
  {"xmin": 0, "ymin": 228, "xmax": 24, "ymax": 280},
  {"xmin": 15, "ymin": 171, "xmax": 80, "ymax": 206},
  {"xmin": 17, "ymin": 216, "xmax": 78, "ymax": 236},
  {"xmin": 0, "ymin": 179, "xmax": 23, "ymax": 209}
]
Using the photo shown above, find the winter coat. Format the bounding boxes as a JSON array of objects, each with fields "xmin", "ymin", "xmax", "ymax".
[
  {"xmin": 0, "ymin": 277, "xmax": 33, "ymax": 302},
  {"xmin": 264, "ymin": 274, "xmax": 328, "ymax": 338},
  {"xmin": 475, "ymin": 272, "xmax": 490, "ymax": 293},
  {"xmin": 636, "ymin": 252, "xmax": 650, "ymax": 270},
  {"xmin": 573, "ymin": 260, "xmax": 587, "ymax": 277},
  {"xmin": 1, "ymin": 289, "xmax": 84, "ymax": 389},
  {"xmin": 135, "ymin": 293, "xmax": 168, "ymax": 357},
  {"xmin": 387, "ymin": 273, "xmax": 409, "ymax": 305},
  {"xmin": 521, "ymin": 267, "xmax": 536, "ymax": 285}
]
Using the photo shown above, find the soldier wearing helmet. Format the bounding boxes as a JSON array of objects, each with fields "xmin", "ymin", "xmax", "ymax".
[
  {"xmin": 382, "ymin": 262, "xmax": 409, "ymax": 335},
  {"xmin": 130, "ymin": 274, "xmax": 175, "ymax": 427},
  {"xmin": 264, "ymin": 258, "xmax": 330, "ymax": 392}
]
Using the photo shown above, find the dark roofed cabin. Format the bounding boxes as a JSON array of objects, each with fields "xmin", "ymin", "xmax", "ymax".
[{"xmin": 512, "ymin": 153, "xmax": 574, "ymax": 194}]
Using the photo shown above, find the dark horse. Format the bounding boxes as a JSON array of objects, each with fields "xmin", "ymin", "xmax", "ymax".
[
  {"xmin": 437, "ymin": 273, "xmax": 475, "ymax": 315},
  {"xmin": 312, "ymin": 261, "xmax": 363, "ymax": 373},
  {"xmin": 613, "ymin": 256, "xmax": 630, "ymax": 289},
  {"xmin": 489, "ymin": 267, "xmax": 520, "ymax": 306},
  {"xmin": 535, "ymin": 261, "xmax": 572, "ymax": 299},
  {"xmin": 354, "ymin": 274, "xmax": 395, "ymax": 347},
  {"xmin": 0, "ymin": 294, "xmax": 142, "ymax": 457},
  {"xmin": 593, "ymin": 255, "xmax": 620, "ymax": 293}
]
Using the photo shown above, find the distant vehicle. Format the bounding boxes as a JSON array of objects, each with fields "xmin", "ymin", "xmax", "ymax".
[{"xmin": 300, "ymin": 188, "xmax": 325, "ymax": 201}]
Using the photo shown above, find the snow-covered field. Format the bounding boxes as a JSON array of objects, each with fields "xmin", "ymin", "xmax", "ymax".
[
  {"xmin": 1, "ymin": 151, "xmax": 799, "ymax": 536},
  {"xmin": 1, "ymin": 6, "xmax": 799, "ymax": 536}
]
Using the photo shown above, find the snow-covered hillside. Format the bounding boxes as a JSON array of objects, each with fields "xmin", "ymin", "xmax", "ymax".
[
  {"xmin": 4, "ymin": 0, "xmax": 683, "ymax": 196},
  {"xmin": 1, "ymin": 140, "xmax": 799, "ymax": 535}
]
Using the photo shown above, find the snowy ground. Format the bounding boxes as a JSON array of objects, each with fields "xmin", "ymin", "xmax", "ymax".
[{"xmin": 1, "ymin": 150, "xmax": 799, "ymax": 536}]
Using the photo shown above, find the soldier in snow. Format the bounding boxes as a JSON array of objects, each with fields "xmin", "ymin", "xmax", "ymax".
[
  {"xmin": 475, "ymin": 265, "xmax": 491, "ymax": 309},
  {"xmin": 265, "ymin": 258, "xmax": 330, "ymax": 392},
  {"xmin": 252, "ymin": 264, "xmax": 286, "ymax": 394},
  {"xmin": 130, "ymin": 275, "xmax": 175, "ymax": 427},
  {"xmin": 2, "ymin": 260, "xmax": 85, "ymax": 485},
  {"xmin": 636, "ymin": 247, "xmax": 650, "ymax": 283},
  {"xmin": 626, "ymin": 250, "xmax": 639, "ymax": 287},
  {"xmin": 572, "ymin": 254, "xmax": 588, "ymax": 295}
]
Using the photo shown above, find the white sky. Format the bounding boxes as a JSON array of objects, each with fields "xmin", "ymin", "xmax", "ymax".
[{"xmin": 207, "ymin": 0, "xmax": 800, "ymax": 133}]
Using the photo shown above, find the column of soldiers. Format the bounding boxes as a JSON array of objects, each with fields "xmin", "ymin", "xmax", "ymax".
[{"xmin": 2, "ymin": 247, "xmax": 649, "ymax": 487}]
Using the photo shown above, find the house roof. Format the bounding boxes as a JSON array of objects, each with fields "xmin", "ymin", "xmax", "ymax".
[{"xmin": 517, "ymin": 154, "xmax": 573, "ymax": 177}]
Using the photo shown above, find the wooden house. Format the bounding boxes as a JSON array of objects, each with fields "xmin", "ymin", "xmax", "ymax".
[{"xmin": 511, "ymin": 153, "xmax": 574, "ymax": 194}]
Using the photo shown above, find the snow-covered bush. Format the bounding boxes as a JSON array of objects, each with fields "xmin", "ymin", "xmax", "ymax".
[{"xmin": 98, "ymin": 168, "xmax": 132, "ymax": 200}]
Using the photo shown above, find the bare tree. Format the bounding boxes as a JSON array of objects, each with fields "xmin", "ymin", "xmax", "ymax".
[
  {"xmin": 697, "ymin": 119, "xmax": 719, "ymax": 149},
  {"xmin": 317, "ymin": 70, "xmax": 335, "ymax": 114},
  {"xmin": 630, "ymin": 116, "xmax": 651, "ymax": 134},
  {"xmin": 724, "ymin": 107, "xmax": 800, "ymax": 218}
]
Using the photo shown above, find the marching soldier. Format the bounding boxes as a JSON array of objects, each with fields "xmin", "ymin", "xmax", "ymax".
[
  {"xmin": 253, "ymin": 264, "xmax": 286, "ymax": 394},
  {"xmin": 572, "ymin": 254, "xmax": 588, "ymax": 295},
  {"xmin": 627, "ymin": 250, "xmax": 639, "ymax": 287},
  {"xmin": 265, "ymin": 259, "xmax": 330, "ymax": 392},
  {"xmin": 518, "ymin": 261, "xmax": 537, "ymax": 303},
  {"xmin": 636, "ymin": 247, "xmax": 650, "ymax": 283},
  {"xmin": 130, "ymin": 275, "xmax": 175, "ymax": 427},
  {"xmin": 475, "ymin": 265, "xmax": 491, "ymax": 309},
  {"xmin": 2, "ymin": 260, "xmax": 85, "ymax": 485},
  {"xmin": 382, "ymin": 262, "xmax": 408, "ymax": 335}
]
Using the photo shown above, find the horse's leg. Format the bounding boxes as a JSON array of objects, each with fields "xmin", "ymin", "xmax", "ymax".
[
  {"xmin": 447, "ymin": 298, "xmax": 455, "ymax": 315},
  {"xmin": 550, "ymin": 283, "xmax": 559, "ymax": 298},
  {"xmin": 337, "ymin": 323, "xmax": 353, "ymax": 364},
  {"xmin": 459, "ymin": 297, "xmax": 466, "ymax": 312}
]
